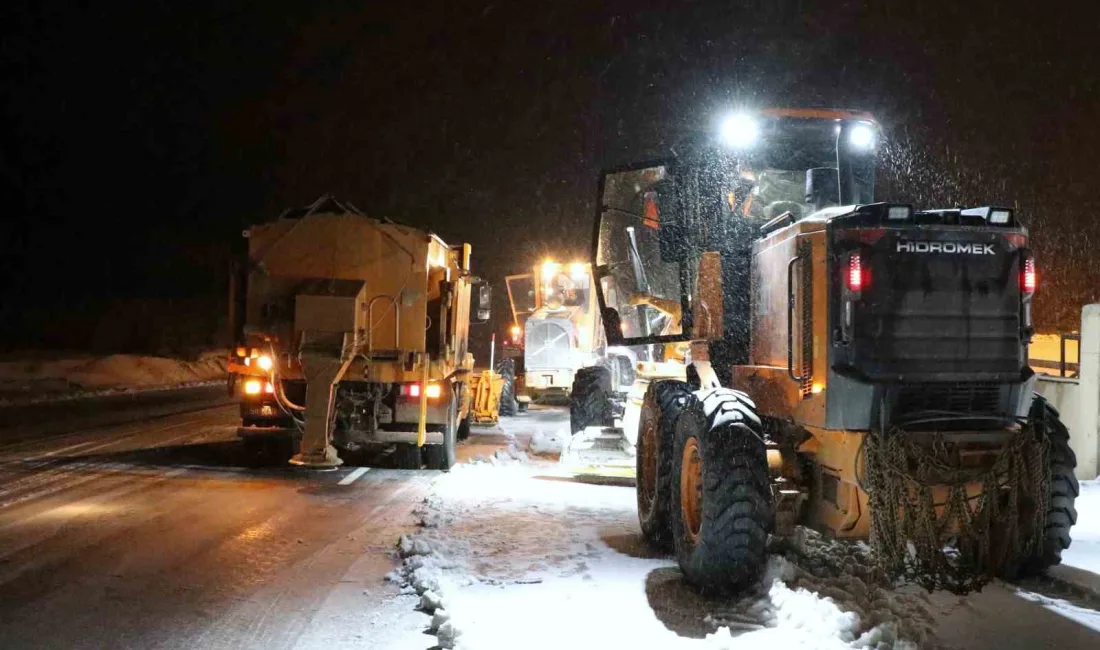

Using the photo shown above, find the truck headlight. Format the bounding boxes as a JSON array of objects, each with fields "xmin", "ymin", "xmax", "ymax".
[
  {"xmin": 244, "ymin": 379, "xmax": 262, "ymax": 395},
  {"xmin": 257, "ymin": 355, "xmax": 273, "ymax": 371}
]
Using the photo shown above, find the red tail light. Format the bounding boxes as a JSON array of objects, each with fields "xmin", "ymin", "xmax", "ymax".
[
  {"xmin": 1022, "ymin": 256, "xmax": 1036, "ymax": 294},
  {"xmin": 402, "ymin": 384, "xmax": 421, "ymax": 398},
  {"xmin": 846, "ymin": 253, "xmax": 863, "ymax": 292}
]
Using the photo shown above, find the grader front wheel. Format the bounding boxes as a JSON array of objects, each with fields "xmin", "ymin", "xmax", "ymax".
[{"xmin": 669, "ymin": 390, "xmax": 774, "ymax": 594}]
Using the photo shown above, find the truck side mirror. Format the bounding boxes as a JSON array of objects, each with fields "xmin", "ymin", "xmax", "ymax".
[
  {"xmin": 805, "ymin": 167, "xmax": 840, "ymax": 212},
  {"xmin": 471, "ymin": 282, "xmax": 491, "ymax": 324}
]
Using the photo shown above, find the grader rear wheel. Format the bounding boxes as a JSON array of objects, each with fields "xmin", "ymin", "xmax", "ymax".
[
  {"xmin": 1017, "ymin": 395, "xmax": 1079, "ymax": 575},
  {"xmin": 636, "ymin": 380, "xmax": 693, "ymax": 551}
]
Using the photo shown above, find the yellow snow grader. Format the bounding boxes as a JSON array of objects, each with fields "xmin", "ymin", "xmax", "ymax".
[
  {"xmin": 228, "ymin": 195, "xmax": 493, "ymax": 469},
  {"xmin": 505, "ymin": 261, "xmax": 636, "ymax": 402},
  {"xmin": 589, "ymin": 108, "xmax": 1078, "ymax": 593}
]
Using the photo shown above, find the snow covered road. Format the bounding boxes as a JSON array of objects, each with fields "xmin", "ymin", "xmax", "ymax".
[{"xmin": 387, "ymin": 407, "xmax": 1100, "ymax": 650}]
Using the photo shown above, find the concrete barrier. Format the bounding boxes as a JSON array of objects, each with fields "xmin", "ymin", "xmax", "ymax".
[{"xmin": 1034, "ymin": 304, "xmax": 1100, "ymax": 480}]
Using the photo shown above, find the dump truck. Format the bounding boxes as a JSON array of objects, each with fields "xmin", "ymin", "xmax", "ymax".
[
  {"xmin": 588, "ymin": 108, "xmax": 1078, "ymax": 594},
  {"xmin": 228, "ymin": 195, "xmax": 492, "ymax": 469},
  {"xmin": 505, "ymin": 261, "xmax": 635, "ymax": 420}
]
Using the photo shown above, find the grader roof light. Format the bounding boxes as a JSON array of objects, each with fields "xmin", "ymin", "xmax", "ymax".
[
  {"xmin": 718, "ymin": 113, "xmax": 759, "ymax": 149},
  {"xmin": 848, "ymin": 122, "xmax": 876, "ymax": 150}
]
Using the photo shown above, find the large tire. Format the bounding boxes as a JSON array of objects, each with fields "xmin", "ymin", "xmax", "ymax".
[
  {"xmin": 496, "ymin": 358, "xmax": 518, "ymax": 416},
  {"xmin": 394, "ymin": 443, "xmax": 422, "ymax": 470},
  {"xmin": 669, "ymin": 389, "xmax": 773, "ymax": 594},
  {"xmin": 602, "ymin": 355, "xmax": 635, "ymax": 394},
  {"xmin": 637, "ymin": 380, "xmax": 693, "ymax": 551},
  {"xmin": 569, "ymin": 366, "xmax": 614, "ymax": 435},
  {"xmin": 457, "ymin": 410, "xmax": 472, "ymax": 441},
  {"xmin": 1018, "ymin": 396, "xmax": 1079, "ymax": 575}
]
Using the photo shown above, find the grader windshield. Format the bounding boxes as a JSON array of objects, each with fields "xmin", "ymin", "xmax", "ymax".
[{"xmin": 594, "ymin": 111, "xmax": 878, "ymax": 346}]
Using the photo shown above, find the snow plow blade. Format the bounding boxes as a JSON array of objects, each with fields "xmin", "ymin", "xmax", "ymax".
[{"xmin": 559, "ymin": 426, "xmax": 636, "ymax": 480}]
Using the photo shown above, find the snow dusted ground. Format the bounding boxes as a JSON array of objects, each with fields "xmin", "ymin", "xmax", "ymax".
[
  {"xmin": 0, "ymin": 350, "xmax": 228, "ymax": 405},
  {"xmin": 1062, "ymin": 479, "xmax": 1100, "ymax": 575},
  {"xmin": 381, "ymin": 409, "xmax": 1100, "ymax": 650},
  {"xmin": 388, "ymin": 459, "xmax": 933, "ymax": 650},
  {"xmin": 1012, "ymin": 477, "xmax": 1100, "ymax": 634}
]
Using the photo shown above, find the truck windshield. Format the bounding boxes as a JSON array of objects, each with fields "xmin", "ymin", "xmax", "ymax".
[{"xmin": 540, "ymin": 265, "xmax": 590, "ymax": 311}]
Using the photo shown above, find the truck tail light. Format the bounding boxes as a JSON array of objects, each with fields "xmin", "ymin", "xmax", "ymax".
[
  {"xmin": 1022, "ymin": 255, "xmax": 1036, "ymax": 294},
  {"xmin": 400, "ymin": 383, "xmax": 442, "ymax": 399},
  {"xmin": 846, "ymin": 252, "xmax": 863, "ymax": 293}
]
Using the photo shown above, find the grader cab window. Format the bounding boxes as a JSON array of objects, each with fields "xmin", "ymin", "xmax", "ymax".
[
  {"xmin": 540, "ymin": 263, "xmax": 591, "ymax": 312},
  {"xmin": 594, "ymin": 164, "xmax": 690, "ymax": 344},
  {"xmin": 505, "ymin": 273, "xmax": 536, "ymax": 329}
]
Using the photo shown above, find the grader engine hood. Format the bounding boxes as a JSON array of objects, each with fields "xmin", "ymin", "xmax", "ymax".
[
  {"xmin": 833, "ymin": 218, "xmax": 1030, "ymax": 383},
  {"xmin": 814, "ymin": 205, "xmax": 1038, "ymax": 432}
]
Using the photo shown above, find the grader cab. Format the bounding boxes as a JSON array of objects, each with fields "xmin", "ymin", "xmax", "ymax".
[{"xmin": 593, "ymin": 109, "xmax": 1078, "ymax": 593}]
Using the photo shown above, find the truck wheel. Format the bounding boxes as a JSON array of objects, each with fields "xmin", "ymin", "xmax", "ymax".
[
  {"xmin": 394, "ymin": 443, "xmax": 422, "ymax": 470},
  {"xmin": 457, "ymin": 411, "xmax": 472, "ymax": 441},
  {"xmin": 242, "ymin": 436, "xmax": 269, "ymax": 465},
  {"xmin": 1018, "ymin": 396, "xmax": 1079, "ymax": 575},
  {"xmin": 637, "ymin": 380, "xmax": 693, "ymax": 551},
  {"xmin": 569, "ymin": 366, "xmax": 613, "ymax": 435},
  {"xmin": 669, "ymin": 390, "xmax": 773, "ymax": 594},
  {"xmin": 496, "ymin": 358, "xmax": 518, "ymax": 416},
  {"xmin": 424, "ymin": 397, "xmax": 458, "ymax": 471}
]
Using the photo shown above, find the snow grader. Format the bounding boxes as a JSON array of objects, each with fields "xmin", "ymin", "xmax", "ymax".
[
  {"xmin": 228, "ymin": 195, "xmax": 494, "ymax": 469},
  {"xmin": 587, "ymin": 108, "xmax": 1078, "ymax": 593},
  {"xmin": 504, "ymin": 261, "xmax": 636, "ymax": 417}
]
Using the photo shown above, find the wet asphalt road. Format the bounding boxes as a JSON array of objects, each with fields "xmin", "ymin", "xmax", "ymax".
[{"xmin": 0, "ymin": 396, "xmax": 431, "ymax": 650}]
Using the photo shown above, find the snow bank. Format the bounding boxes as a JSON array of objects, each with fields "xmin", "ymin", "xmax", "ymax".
[
  {"xmin": 0, "ymin": 350, "xmax": 227, "ymax": 404},
  {"xmin": 1062, "ymin": 478, "xmax": 1100, "ymax": 575},
  {"xmin": 527, "ymin": 428, "xmax": 566, "ymax": 455},
  {"xmin": 386, "ymin": 463, "xmax": 930, "ymax": 650}
]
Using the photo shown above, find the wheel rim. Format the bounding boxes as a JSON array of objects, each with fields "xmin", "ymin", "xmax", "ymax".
[
  {"xmin": 680, "ymin": 437, "xmax": 703, "ymax": 543},
  {"xmin": 638, "ymin": 406, "xmax": 659, "ymax": 516}
]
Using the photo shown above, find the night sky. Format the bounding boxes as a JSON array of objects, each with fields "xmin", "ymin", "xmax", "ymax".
[{"xmin": 2, "ymin": 1, "xmax": 1098, "ymax": 352}]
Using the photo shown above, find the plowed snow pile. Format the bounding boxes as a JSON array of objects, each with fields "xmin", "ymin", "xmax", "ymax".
[
  {"xmin": 389, "ymin": 462, "xmax": 935, "ymax": 650},
  {"xmin": 0, "ymin": 351, "xmax": 227, "ymax": 404},
  {"xmin": 1062, "ymin": 478, "xmax": 1100, "ymax": 575}
]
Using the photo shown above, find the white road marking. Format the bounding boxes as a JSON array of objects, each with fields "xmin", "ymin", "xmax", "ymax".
[{"xmin": 338, "ymin": 467, "xmax": 370, "ymax": 485}]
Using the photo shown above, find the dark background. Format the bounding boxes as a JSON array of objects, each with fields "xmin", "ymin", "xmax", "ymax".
[{"xmin": 2, "ymin": 1, "xmax": 1097, "ymax": 357}]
